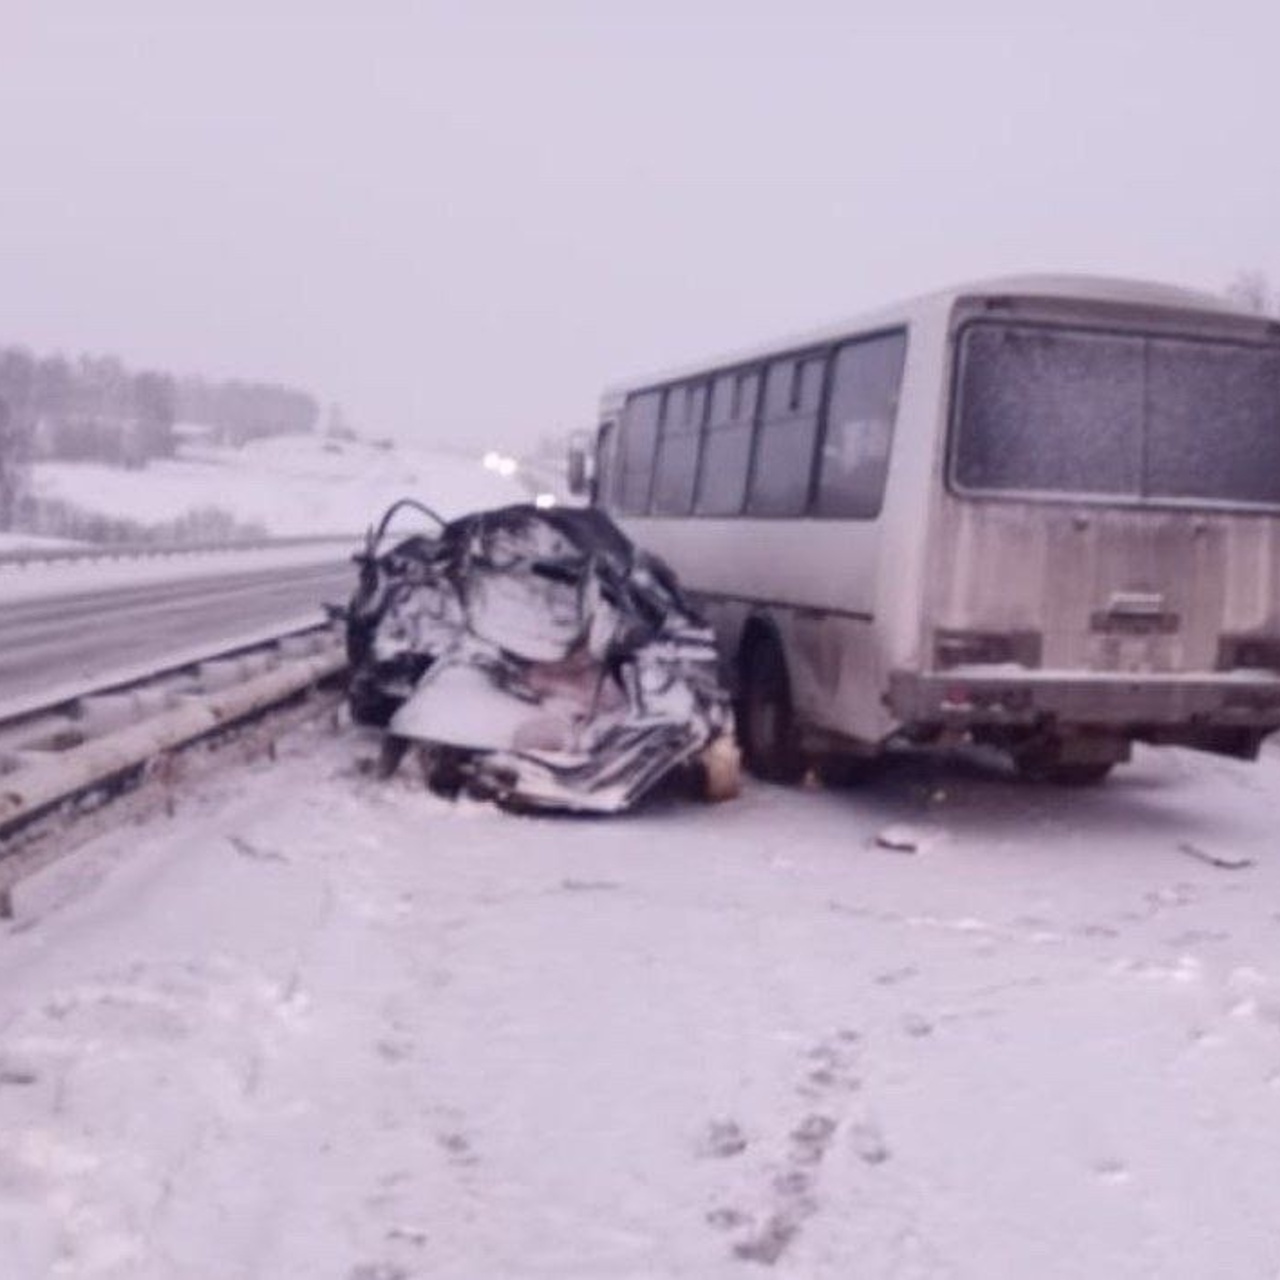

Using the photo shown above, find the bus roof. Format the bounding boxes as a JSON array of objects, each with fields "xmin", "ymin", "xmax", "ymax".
[{"xmin": 600, "ymin": 274, "xmax": 1253, "ymax": 406}]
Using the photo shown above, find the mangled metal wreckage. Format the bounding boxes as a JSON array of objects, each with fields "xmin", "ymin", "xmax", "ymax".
[{"xmin": 346, "ymin": 501, "xmax": 739, "ymax": 813}]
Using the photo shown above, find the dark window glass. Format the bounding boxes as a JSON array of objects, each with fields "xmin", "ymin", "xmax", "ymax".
[
  {"xmin": 651, "ymin": 433, "xmax": 700, "ymax": 514},
  {"xmin": 695, "ymin": 425, "xmax": 752, "ymax": 515},
  {"xmin": 710, "ymin": 374, "xmax": 736, "ymax": 425},
  {"xmin": 687, "ymin": 381, "xmax": 708, "ymax": 430},
  {"xmin": 651, "ymin": 381, "xmax": 704, "ymax": 515},
  {"xmin": 796, "ymin": 355, "xmax": 826, "ymax": 412},
  {"xmin": 734, "ymin": 370, "xmax": 760, "ymax": 421},
  {"xmin": 748, "ymin": 419, "xmax": 820, "ymax": 515},
  {"xmin": 748, "ymin": 353, "xmax": 825, "ymax": 515},
  {"xmin": 618, "ymin": 391, "xmax": 661, "ymax": 513},
  {"xmin": 815, "ymin": 332, "xmax": 908, "ymax": 518},
  {"xmin": 1145, "ymin": 338, "xmax": 1280, "ymax": 504},
  {"xmin": 764, "ymin": 360, "xmax": 796, "ymax": 418},
  {"xmin": 595, "ymin": 421, "xmax": 619, "ymax": 509},
  {"xmin": 663, "ymin": 384, "xmax": 685, "ymax": 431},
  {"xmin": 954, "ymin": 325, "xmax": 1143, "ymax": 496}
]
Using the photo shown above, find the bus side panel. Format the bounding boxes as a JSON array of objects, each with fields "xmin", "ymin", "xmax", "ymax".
[
  {"xmin": 602, "ymin": 304, "xmax": 952, "ymax": 751},
  {"xmin": 781, "ymin": 611, "xmax": 892, "ymax": 745},
  {"xmin": 839, "ymin": 309, "xmax": 951, "ymax": 739},
  {"xmin": 628, "ymin": 520, "xmax": 888, "ymax": 739}
]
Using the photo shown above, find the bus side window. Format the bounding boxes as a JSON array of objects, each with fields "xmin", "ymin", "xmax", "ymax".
[
  {"xmin": 594, "ymin": 420, "xmax": 619, "ymax": 508},
  {"xmin": 651, "ymin": 381, "xmax": 707, "ymax": 515},
  {"xmin": 814, "ymin": 331, "xmax": 908, "ymax": 519},
  {"xmin": 748, "ymin": 353, "xmax": 825, "ymax": 516},
  {"xmin": 695, "ymin": 370, "xmax": 758, "ymax": 515},
  {"xmin": 617, "ymin": 391, "xmax": 662, "ymax": 514}
]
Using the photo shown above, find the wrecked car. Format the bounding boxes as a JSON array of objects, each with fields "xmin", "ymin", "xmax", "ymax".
[{"xmin": 345, "ymin": 499, "xmax": 739, "ymax": 813}]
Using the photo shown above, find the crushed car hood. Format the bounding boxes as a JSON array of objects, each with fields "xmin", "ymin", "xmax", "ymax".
[{"xmin": 345, "ymin": 501, "xmax": 737, "ymax": 813}]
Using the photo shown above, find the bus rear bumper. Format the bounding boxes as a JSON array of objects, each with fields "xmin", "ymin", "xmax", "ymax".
[{"xmin": 888, "ymin": 669, "xmax": 1280, "ymax": 730}]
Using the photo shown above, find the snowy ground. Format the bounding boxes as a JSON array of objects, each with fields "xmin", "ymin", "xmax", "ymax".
[
  {"xmin": 30, "ymin": 436, "xmax": 527, "ymax": 539},
  {"xmin": 3, "ymin": 732, "xmax": 1280, "ymax": 1278}
]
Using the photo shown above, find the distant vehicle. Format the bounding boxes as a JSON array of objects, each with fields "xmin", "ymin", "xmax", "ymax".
[{"xmin": 574, "ymin": 276, "xmax": 1280, "ymax": 785}]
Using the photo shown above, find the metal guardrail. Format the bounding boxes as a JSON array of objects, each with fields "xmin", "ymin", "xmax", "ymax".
[
  {"xmin": 0, "ymin": 645, "xmax": 345, "ymax": 836},
  {"xmin": 0, "ymin": 532, "xmax": 360, "ymax": 569},
  {"xmin": 0, "ymin": 622, "xmax": 348, "ymax": 910}
]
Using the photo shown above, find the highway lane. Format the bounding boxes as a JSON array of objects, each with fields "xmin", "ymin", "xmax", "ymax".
[{"xmin": 0, "ymin": 560, "xmax": 354, "ymax": 710}]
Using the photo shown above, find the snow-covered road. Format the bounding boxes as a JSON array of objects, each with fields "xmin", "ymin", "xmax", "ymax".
[
  {"xmin": 0, "ymin": 560, "xmax": 352, "ymax": 717},
  {"xmin": 3, "ymin": 732, "xmax": 1280, "ymax": 1278}
]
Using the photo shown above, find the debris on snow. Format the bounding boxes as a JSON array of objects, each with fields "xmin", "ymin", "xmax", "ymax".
[
  {"xmin": 226, "ymin": 833, "xmax": 287, "ymax": 863},
  {"xmin": 343, "ymin": 501, "xmax": 738, "ymax": 813},
  {"xmin": 1177, "ymin": 840, "xmax": 1255, "ymax": 871},
  {"xmin": 873, "ymin": 823, "xmax": 947, "ymax": 854},
  {"xmin": 874, "ymin": 826, "xmax": 919, "ymax": 853}
]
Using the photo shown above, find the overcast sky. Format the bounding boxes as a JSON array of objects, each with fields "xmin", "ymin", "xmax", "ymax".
[{"xmin": 1, "ymin": 1, "xmax": 1276, "ymax": 451}]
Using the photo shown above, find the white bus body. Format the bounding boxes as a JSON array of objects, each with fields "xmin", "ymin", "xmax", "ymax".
[{"xmin": 590, "ymin": 276, "xmax": 1280, "ymax": 784}]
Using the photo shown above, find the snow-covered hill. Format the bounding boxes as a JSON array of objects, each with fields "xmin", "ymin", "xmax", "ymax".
[{"xmin": 30, "ymin": 435, "xmax": 528, "ymax": 537}]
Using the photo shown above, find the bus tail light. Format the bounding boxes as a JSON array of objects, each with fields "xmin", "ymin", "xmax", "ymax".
[{"xmin": 1218, "ymin": 637, "xmax": 1280, "ymax": 672}]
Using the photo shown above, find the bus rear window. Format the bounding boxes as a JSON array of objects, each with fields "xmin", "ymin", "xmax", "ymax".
[{"xmin": 954, "ymin": 322, "xmax": 1280, "ymax": 506}]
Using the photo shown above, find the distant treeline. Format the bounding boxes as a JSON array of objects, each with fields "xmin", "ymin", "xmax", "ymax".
[
  {"xmin": 0, "ymin": 344, "xmax": 320, "ymax": 467},
  {"xmin": 14, "ymin": 494, "xmax": 268, "ymax": 545}
]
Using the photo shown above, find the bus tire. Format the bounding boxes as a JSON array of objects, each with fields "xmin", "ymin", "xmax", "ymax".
[
  {"xmin": 817, "ymin": 753, "xmax": 884, "ymax": 788},
  {"xmin": 1035, "ymin": 762, "xmax": 1113, "ymax": 786},
  {"xmin": 1015, "ymin": 749, "xmax": 1113, "ymax": 787},
  {"xmin": 740, "ymin": 637, "xmax": 807, "ymax": 784}
]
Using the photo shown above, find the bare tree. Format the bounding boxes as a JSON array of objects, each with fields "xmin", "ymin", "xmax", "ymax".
[{"xmin": 0, "ymin": 397, "xmax": 31, "ymax": 531}]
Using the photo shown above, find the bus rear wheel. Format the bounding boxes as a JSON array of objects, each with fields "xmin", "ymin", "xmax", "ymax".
[
  {"xmin": 1014, "ymin": 742, "xmax": 1114, "ymax": 787},
  {"xmin": 1025, "ymin": 761, "xmax": 1114, "ymax": 786},
  {"xmin": 817, "ymin": 753, "xmax": 884, "ymax": 788},
  {"xmin": 740, "ymin": 637, "xmax": 807, "ymax": 784}
]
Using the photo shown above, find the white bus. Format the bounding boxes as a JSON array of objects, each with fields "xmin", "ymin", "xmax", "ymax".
[{"xmin": 583, "ymin": 275, "xmax": 1280, "ymax": 785}]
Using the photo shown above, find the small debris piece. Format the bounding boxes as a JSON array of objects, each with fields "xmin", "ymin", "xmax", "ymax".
[
  {"xmin": 386, "ymin": 1225, "xmax": 429, "ymax": 1247},
  {"xmin": 1177, "ymin": 841, "xmax": 1254, "ymax": 871},
  {"xmin": 227, "ymin": 833, "xmax": 287, "ymax": 863},
  {"xmin": 874, "ymin": 824, "xmax": 920, "ymax": 853}
]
